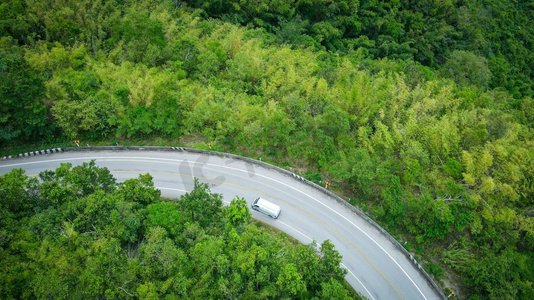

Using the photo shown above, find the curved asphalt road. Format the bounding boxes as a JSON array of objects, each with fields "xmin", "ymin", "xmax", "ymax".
[{"xmin": 0, "ymin": 150, "xmax": 442, "ymax": 300}]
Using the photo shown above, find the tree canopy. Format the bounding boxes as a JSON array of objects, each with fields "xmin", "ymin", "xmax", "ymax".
[
  {"xmin": 0, "ymin": 162, "xmax": 357, "ymax": 299},
  {"xmin": 0, "ymin": 0, "xmax": 532, "ymax": 298}
]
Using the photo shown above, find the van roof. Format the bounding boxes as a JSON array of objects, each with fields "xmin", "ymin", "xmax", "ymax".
[{"xmin": 256, "ymin": 197, "xmax": 281, "ymax": 214}]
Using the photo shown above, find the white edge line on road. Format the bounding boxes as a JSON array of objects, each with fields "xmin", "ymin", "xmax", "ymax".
[
  {"xmin": 157, "ymin": 187, "xmax": 187, "ymax": 193},
  {"xmin": 1, "ymin": 155, "xmax": 428, "ymax": 299},
  {"xmin": 277, "ymin": 220, "xmax": 314, "ymax": 242}
]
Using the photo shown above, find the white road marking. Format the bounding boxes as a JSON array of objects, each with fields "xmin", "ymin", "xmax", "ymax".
[
  {"xmin": 157, "ymin": 187, "xmax": 187, "ymax": 193},
  {"xmin": 1, "ymin": 155, "xmax": 428, "ymax": 299},
  {"xmin": 278, "ymin": 220, "xmax": 314, "ymax": 241}
]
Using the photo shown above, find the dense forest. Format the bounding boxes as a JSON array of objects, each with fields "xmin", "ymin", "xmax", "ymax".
[
  {"xmin": 0, "ymin": 162, "xmax": 356, "ymax": 299},
  {"xmin": 185, "ymin": 0, "xmax": 533, "ymax": 98},
  {"xmin": 0, "ymin": 0, "xmax": 532, "ymax": 298}
]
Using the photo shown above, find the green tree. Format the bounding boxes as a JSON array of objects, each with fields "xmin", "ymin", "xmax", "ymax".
[
  {"xmin": 179, "ymin": 178, "xmax": 223, "ymax": 228},
  {"xmin": 0, "ymin": 37, "xmax": 49, "ymax": 144},
  {"xmin": 117, "ymin": 173, "xmax": 160, "ymax": 206},
  {"xmin": 137, "ymin": 282, "xmax": 158, "ymax": 300},
  {"xmin": 146, "ymin": 202, "xmax": 183, "ymax": 237},
  {"xmin": 442, "ymin": 50, "xmax": 492, "ymax": 90},
  {"xmin": 0, "ymin": 168, "xmax": 37, "ymax": 214},
  {"xmin": 138, "ymin": 227, "xmax": 186, "ymax": 280},
  {"xmin": 52, "ymin": 90, "xmax": 118, "ymax": 140},
  {"xmin": 290, "ymin": 242, "xmax": 321, "ymax": 291},
  {"xmin": 319, "ymin": 240, "xmax": 346, "ymax": 281},
  {"xmin": 225, "ymin": 196, "xmax": 251, "ymax": 228},
  {"xmin": 320, "ymin": 278, "xmax": 352, "ymax": 300},
  {"xmin": 78, "ymin": 237, "xmax": 132, "ymax": 298},
  {"xmin": 276, "ymin": 263, "xmax": 306, "ymax": 297}
]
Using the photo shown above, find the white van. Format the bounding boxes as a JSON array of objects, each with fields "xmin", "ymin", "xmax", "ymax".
[{"xmin": 251, "ymin": 197, "xmax": 281, "ymax": 219}]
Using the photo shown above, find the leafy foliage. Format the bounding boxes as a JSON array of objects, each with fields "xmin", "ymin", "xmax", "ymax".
[
  {"xmin": 0, "ymin": 37, "xmax": 49, "ymax": 144},
  {"xmin": 184, "ymin": 0, "xmax": 533, "ymax": 97},
  {"xmin": 0, "ymin": 163, "xmax": 356, "ymax": 299},
  {"xmin": 1, "ymin": 0, "xmax": 533, "ymax": 297}
]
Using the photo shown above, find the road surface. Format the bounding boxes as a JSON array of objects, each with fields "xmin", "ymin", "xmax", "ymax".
[{"xmin": 0, "ymin": 149, "xmax": 443, "ymax": 300}]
